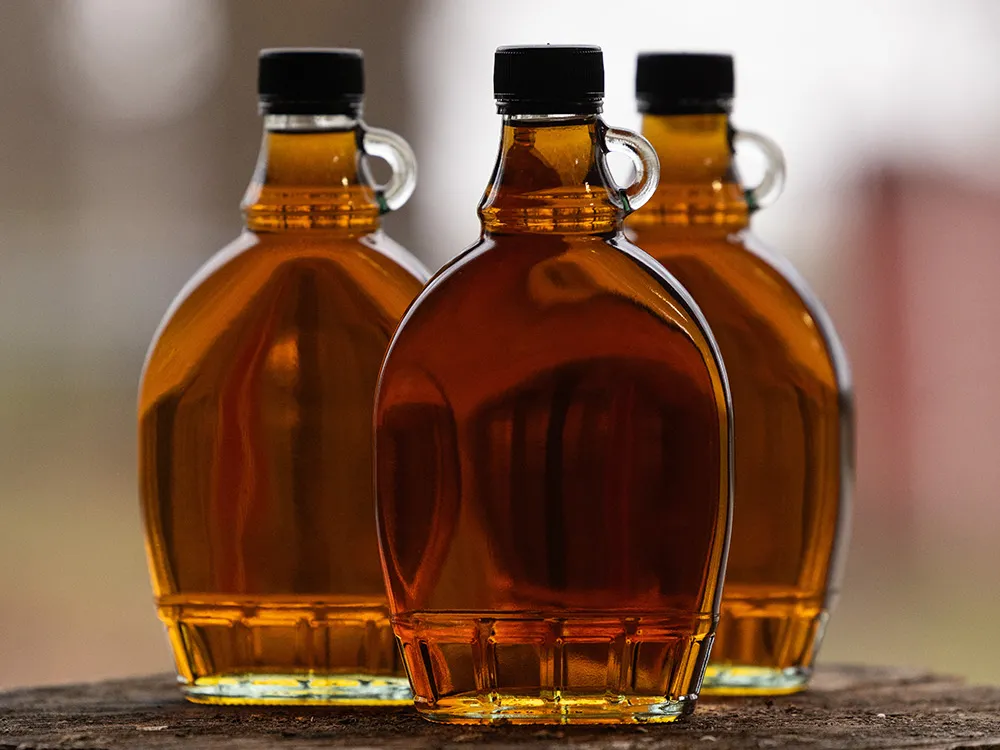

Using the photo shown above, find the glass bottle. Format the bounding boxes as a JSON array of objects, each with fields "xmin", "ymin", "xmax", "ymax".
[
  {"xmin": 374, "ymin": 45, "xmax": 732, "ymax": 724},
  {"xmin": 627, "ymin": 53, "xmax": 854, "ymax": 695},
  {"xmin": 138, "ymin": 49, "xmax": 427, "ymax": 705}
]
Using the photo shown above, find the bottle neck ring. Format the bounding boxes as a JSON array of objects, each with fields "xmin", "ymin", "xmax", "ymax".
[
  {"xmin": 496, "ymin": 99, "xmax": 603, "ymax": 116},
  {"xmin": 636, "ymin": 97, "xmax": 733, "ymax": 117},
  {"xmin": 263, "ymin": 113, "xmax": 361, "ymax": 132}
]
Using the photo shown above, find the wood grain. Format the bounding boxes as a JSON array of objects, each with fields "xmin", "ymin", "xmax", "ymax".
[{"xmin": 1, "ymin": 665, "xmax": 998, "ymax": 749}]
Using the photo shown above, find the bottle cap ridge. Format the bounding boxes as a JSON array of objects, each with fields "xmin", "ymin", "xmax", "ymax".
[
  {"xmin": 494, "ymin": 45, "xmax": 604, "ymax": 115},
  {"xmin": 258, "ymin": 48, "xmax": 364, "ymax": 115},
  {"xmin": 636, "ymin": 52, "xmax": 734, "ymax": 115}
]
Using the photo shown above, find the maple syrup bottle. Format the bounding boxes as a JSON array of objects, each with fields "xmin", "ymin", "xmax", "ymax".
[
  {"xmin": 375, "ymin": 45, "xmax": 732, "ymax": 724},
  {"xmin": 139, "ymin": 49, "xmax": 428, "ymax": 704},
  {"xmin": 628, "ymin": 53, "xmax": 854, "ymax": 695}
]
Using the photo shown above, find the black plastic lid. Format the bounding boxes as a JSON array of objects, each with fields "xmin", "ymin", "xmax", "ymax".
[
  {"xmin": 494, "ymin": 45, "xmax": 604, "ymax": 115},
  {"xmin": 258, "ymin": 48, "xmax": 364, "ymax": 115},
  {"xmin": 636, "ymin": 52, "xmax": 734, "ymax": 115}
]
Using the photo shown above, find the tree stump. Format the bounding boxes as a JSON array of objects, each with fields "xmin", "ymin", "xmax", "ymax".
[{"xmin": 1, "ymin": 665, "xmax": 997, "ymax": 749}]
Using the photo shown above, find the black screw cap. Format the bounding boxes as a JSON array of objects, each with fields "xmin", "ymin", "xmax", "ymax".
[
  {"xmin": 636, "ymin": 52, "xmax": 734, "ymax": 114},
  {"xmin": 258, "ymin": 48, "xmax": 364, "ymax": 115},
  {"xmin": 494, "ymin": 45, "xmax": 604, "ymax": 115}
]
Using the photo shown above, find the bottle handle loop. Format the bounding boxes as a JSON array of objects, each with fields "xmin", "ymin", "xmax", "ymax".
[
  {"xmin": 601, "ymin": 125, "xmax": 660, "ymax": 214},
  {"xmin": 733, "ymin": 129, "xmax": 786, "ymax": 212},
  {"xmin": 361, "ymin": 126, "xmax": 417, "ymax": 214}
]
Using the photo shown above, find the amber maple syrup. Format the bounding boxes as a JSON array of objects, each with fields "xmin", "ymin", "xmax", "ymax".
[
  {"xmin": 375, "ymin": 46, "xmax": 732, "ymax": 723},
  {"xmin": 139, "ymin": 49, "xmax": 427, "ymax": 704},
  {"xmin": 628, "ymin": 53, "xmax": 853, "ymax": 695}
]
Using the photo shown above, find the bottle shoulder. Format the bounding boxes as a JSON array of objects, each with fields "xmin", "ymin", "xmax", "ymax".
[
  {"xmin": 360, "ymin": 230, "xmax": 431, "ymax": 285},
  {"xmin": 636, "ymin": 228, "xmax": 852, "ymax": 395},
  {"xmin": 379, "ymin": 233, "xmax": 729, "ymax": 415},
  {"xmin": 739, "ymin": 232, "xmax": 853, "ymax": 396},
  {"xmin": 140, "ymin": 230, "xmax": 425, "ymax": 408},
  {"xmin": 397, "ymin": 234, "xmax": 717, "ymax": 341}
]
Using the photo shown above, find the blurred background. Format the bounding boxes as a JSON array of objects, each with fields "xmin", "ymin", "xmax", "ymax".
[{"xmin": 1, "ymin": 0, "xmax": 998, "ymax": 689}]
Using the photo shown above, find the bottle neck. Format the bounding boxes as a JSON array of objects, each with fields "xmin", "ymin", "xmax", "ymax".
[
  {"xmin": 478, "ymin": 114, "xmax": 623, "ymax": 235},
  {"xmin": 629, "ymin": 112, "xmax": 748, "ymax": 229},
  {"xmin": 241, "ymin": 114, "xmax": 380, "ymax": 233}
]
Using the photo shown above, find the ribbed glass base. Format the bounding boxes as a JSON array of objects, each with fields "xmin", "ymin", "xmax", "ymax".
[
  {"xmin": 418, "ymin": 693, "xmax": 694, "ymax": 724},
  {"xmin": 182, "ymin": 673, "xmax": 413, "ymax": 705},
  {"xmin": 395, "ymin": 610, "xmax": 713, "ymax": 724},
  {"xmin": 701, "ymin": 665, "xmax": 811, "ymax": 696}
]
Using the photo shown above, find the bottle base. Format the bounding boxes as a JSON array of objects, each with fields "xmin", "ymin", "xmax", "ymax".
[
  {"xmin": 394, "ymin": 611, "xmax": 712, "ymax": 724},
  {"xmin": 701, "ymin": 665, "xmax": 811, "ymax": 696},
  {"xmin": 182, "ymin": 673, "xmax": 413, "ymax": 705},
  {"xmin": 702, "ymin": 591, "xmax": 826, "ymax": 696},
  {"xmin": 158, "ymin": 595, "xmax": 410, "ymax": 705},
  {"xmin": 417, "ymin": 692, "xmax": 694, "ymax": 724}
]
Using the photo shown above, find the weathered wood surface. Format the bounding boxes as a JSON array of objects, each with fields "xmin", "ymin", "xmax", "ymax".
[{"xmin": 1, "ymin": 665, "xmax": 998, "ymax": 749}]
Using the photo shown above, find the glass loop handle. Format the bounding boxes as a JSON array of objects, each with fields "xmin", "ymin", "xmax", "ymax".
[
  {"xmin": 602, "ymin": 125, "xmax": 660, "ymax": 214},
  {"xmin": 361, "ymin": 126, "xmax": 417, "ymax": 214},
  {"xmin": 734, "ymin": 129, "xmax": 786, "ymax": 212}
]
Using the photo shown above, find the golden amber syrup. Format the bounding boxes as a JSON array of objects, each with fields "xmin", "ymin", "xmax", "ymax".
[
  {"xmin": 139, "ymin": 119, "xmax": 427, "ymax": 704},
  {"xmin": 628, "ymin": 114, "xmax": 853, "ymax": 695},
  {"xmin": 375, "ymin": 116, "xmax": 732, "ymax": 723}
]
